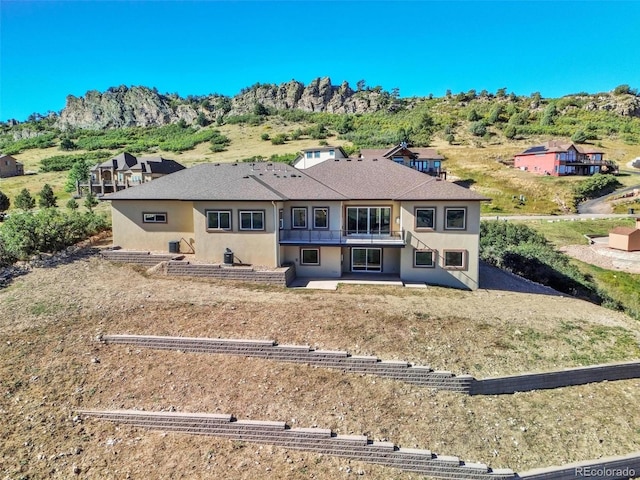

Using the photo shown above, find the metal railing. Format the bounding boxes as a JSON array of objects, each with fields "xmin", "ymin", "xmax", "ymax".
[{"xmin": 279, "ymin": 229, "xmax": 405, "ymax": 245}]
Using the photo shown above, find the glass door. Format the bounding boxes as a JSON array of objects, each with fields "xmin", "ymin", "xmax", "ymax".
[{"xmin": 351, "ymin": 248, "xmax": 382, "ymax": 272}]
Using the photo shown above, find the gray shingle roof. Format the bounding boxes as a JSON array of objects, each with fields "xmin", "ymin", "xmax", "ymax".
[
  {"xmin": 306, "ymin": 158, "xmax": 487, "ymax": 201},
  {"xmin": 105, "ymin": 158, "xmax": 487, "ymax": 202},
  {"xmin": 93, "ymin": 152, "xmax": 185, "ymax": 174}
]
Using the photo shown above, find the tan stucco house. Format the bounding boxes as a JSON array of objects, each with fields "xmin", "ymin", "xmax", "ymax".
[
  {"xmin": 609, "ymin": 218, "xmax": 640, "ymax": 252},
  {"xmin": 83, "ymin": 152, "xmax": 185, "ymax": 195},
  {"xmin": 0, "ymin": 154, "xmax": 24, "ymax": 178},
  {"xmin": 105, "ymin": 157, "xmax": 488, "ymax": 290}
]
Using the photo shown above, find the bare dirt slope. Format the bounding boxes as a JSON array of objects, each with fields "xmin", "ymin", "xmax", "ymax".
[{"xmin": 1, "ymin": 254, "xmax": 639, "ymax": 479}]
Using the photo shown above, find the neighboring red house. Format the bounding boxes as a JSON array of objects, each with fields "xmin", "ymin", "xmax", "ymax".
[
  {"xmin": 513, "ymin": 141, "xmax": 617, "ymax": 176},
  {"xmin": 609, "ymin": 218, "xmax": 640, "ymax": 252},
  {"xmin": 359, "ymin": 143, "xmax": 446, "ymax": 178}
]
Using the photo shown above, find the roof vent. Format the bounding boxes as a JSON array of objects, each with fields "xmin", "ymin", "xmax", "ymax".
[
  {"xmin": 242, "ymin": 175, "xmax": 249, "ymax": 179},
  {"xmin": 334, "ymin": 158, "xmax": 340, "ymax": 161},
  {"xmin": 214, "ymin": 163, "xmax": 220, "ymax": 166},
  {"xmin": 373, "ymin": 158, "xmax": 378, "ymax": 161},
  {"xmin": 357, "ymin": 158, "xmax": 362, "ymax": 161},
  {"xmin": 347, "ymin": 158, "xmax": 351, "ymax": 162},
  {"xmin": 232, "ymin": 163, "xmax": 238, "ymax": 166}
]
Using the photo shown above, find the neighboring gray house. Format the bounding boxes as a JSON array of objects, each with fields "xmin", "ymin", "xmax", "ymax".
[
  {"xmin": 359, "ymin": 143, "xmax": 446, "ymax": 177},
  {"xmin": 82, "ymin": 152, "xmax": 185, "ymax": 195},
  {"xmin": 0, "ymin": 154, "xmax": 24, "ymax": 178}
]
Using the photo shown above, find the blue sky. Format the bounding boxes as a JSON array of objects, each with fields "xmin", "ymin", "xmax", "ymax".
[{"xmin": 1, "ymin": 0, "xmax": 639, "ymax": 122}]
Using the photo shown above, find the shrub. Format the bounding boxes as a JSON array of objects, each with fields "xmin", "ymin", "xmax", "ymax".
[
  {"xmin": 469, "ymin": 121, "xmax": 487, "ymax": 137},
  {"xmin": 503, "ymin": 125, "xmax": 517, "ymax": 139},
  {"xmin": 574, "ymin": 173, "xmax": 621, "ymax": 203},
  {"xmin": 571, "ymin": 130, "xmax": 588, "ymax": 143},
  {"xmin": 261, "ymin": 133, "xmax": 270, "ymax": 141},
  {"xmin": 0, "ymin": 209, "xmax": 108, "ymax": 259},
  {"xmin": 0, "ymin": 190, "xmax": 9, "ymax": 212},
  {"xmin": 38, "ymin": 184, "xmax": 57, "ymax": 208},
  {"xmin": 467, "ymin": 109, "xmax": 481, "ymax": 121},
  {"xmin": 270, "ymin": 134, "xmax": 287, "ymax": 145}
]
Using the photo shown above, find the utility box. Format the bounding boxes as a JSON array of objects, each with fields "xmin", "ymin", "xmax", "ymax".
[
  {"xmin": 223, "ymin": 248, "xmax": 234, "ymax": 265},
  {"xmin": 168, "ymin": 241, "xmax": 180, "ymax": 254}
]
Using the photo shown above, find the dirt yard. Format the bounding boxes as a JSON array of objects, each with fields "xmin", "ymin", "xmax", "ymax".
[{"xmin": 1, "ymin": 252, "xmax": 639, "ymax": 479}]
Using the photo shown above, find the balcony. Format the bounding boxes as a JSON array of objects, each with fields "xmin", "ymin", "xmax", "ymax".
[{"xmin": 279, "ymin": 229, "xmax": 406, "ymax": 246}]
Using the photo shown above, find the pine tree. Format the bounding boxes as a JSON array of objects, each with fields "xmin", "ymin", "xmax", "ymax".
[
  {"xmin": 38, "ymin": 184, "xmax": 57, "ymax": 208},
  {"xmin": 14, "ymin": 188, "xmax": 35, "ymax": 210},
  {"xmin": 84, "ymin": 192, "xmax": 98, "ymax": 212},
  {"xmin": 0, "ymin": 190, "xmax": 10, "ymax": 212}
]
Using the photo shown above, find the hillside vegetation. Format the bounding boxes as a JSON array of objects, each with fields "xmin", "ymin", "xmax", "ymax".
[{"xmin": 1, "ymin": 81, "xmax": 640, "ymax": 215}]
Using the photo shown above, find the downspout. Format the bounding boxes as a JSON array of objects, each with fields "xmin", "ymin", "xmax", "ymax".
[{"xmin": 272, "ymin": 201, "xmax": 280, "ymax": 267}]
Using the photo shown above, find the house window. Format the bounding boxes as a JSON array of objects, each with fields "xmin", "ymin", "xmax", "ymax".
[
  {"xmin": 445, "ymin": 208, "xmax": 466, "ymax": 230},
  {"xmin": 143, "ymin": 212, "xmax": 167, "ymax": 223},
  {"xmin": 300, "ymin": 248, "xmax": 320, "ymax": 266},
  {"xmin": 313, "ymin": 207, "xmax": 329, "ymax": 229},
  {"xmin": 306, "ymin": 152, "xmax": 312, "ymax": 159},
  {"xmin": 410, "ymin": 160, "xmax": 429, "ymax": 172},
  {"xmin": 414, "ymin": 249, "xmax": 435, "ymax": 268},
  {"xmin": 314, "ymin": 151, "xmax": 321, "ymax": 158},
  {"xmin": 567, "ymin": 149, "xmax": 576, "ymax": 162},
  {"xmin": 292, "ymin": 207, "xmax": 307, "ymax": 229},
  {"xmin": 443, "ymin": 250, "xmax": 467, "ymax": 270},
  {"xmin": 206, "ymin": 210, "xmax": 231, "ymax": 230},
  {"xmin": 279, "ymin": 209, "xmax": 284, "ymax": 230},
  {"xmin": 346, "ymin": 207, "xmax": 391, "ymax": 235},
  {"xmin": 415, "ymin": 208, "xmax": 435, "ymax": 229},
  {"xmin": 392, "ymin": 156, "xmax": 404, "ymax": 164},
  {"xmin": 239, "ymin": 210, "xmax": 265, "ymax": 231}
]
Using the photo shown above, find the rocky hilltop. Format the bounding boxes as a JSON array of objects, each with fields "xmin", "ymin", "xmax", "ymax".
[{"xmin": 56, "ymin": 78, "xmax": 392, "ymax": 130}]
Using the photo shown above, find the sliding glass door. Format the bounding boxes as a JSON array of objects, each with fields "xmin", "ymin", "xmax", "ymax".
[
  {"xmin": 352, "ymin": 248, "xmax": 382, "ymax": 272},
  {"xmin": 346, "ymin": 207, "xmax": 391, "ymax": 235}
]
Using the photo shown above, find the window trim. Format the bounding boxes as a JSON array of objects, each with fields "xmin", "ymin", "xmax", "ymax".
[
  {"xmin": 291, "ymin": 207, "xmax": 307, "ymax": 229},
  {"xmin": 414, "ymin": 249, "xmax": 436, "ymax": 268},
  {"xmin": 313, "ymin": 207, "xmax": 329, "ymax": 229},
  {"xmin": 442, "ymin": 249, "xmax": 467, "ymax": 270},
  {"xmin": 444, "ymin": 207, "xmax": 467, "ymax": 230},
  {"xmin": 239, "ymin": 210, "xmax": 266, "ymax": 231},
  {"xmin": 300, "ymin": 247, "xmax": 320, "ymax": 266},
  {"xmin": 206, "ymin": 209, "xmax": 232, "ymax": 231},
  {"xmin": 142, "ymin": 212, "xmax": 167, "ymax": 224},
  {"xmin": 414, "ymin": 207, "xmax": 436, "ymax": 230}
]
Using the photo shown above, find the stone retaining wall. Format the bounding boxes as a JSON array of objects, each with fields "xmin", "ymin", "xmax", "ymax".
[
  {"xmin": 78, "ymin": 409, "xmax": 515, "ymax": 480},
  {"xmin": 100, "ymin": 251, "xmax": 295, "ymax": 286},
  {"xmin": 99, "ymin": 335, "xmax": 472, "ymax": 392},
  {"xmin": 100, "ymin": 335, "xmax": 640, "ymax": 395}
]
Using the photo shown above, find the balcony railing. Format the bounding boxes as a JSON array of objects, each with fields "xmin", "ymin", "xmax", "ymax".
[{"xmin": 279, "ymin": 229, "xmax": 405, "ymax": 245}]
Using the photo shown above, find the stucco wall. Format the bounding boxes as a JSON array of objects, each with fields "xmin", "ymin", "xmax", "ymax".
[
  {"xmin": 282, "ymin": 245, "xmax": 342, "ymax": 277},
  {"xmin": 111, "ymin": 200, "xmax": 195, "ymax": 252},
  {"xmin": 192, "ymin": 201, "xmax": 278, "ymax": 266},
  {"xmin": 399, "ymin": 201, "xmax": 481, "ymax": 289},
  {"xmin": 514, "ymin": 153, "xmax": 557, "ymax": 176}
]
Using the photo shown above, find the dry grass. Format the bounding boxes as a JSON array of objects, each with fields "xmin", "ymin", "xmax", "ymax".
[{"xmin": 1, "ymin": 254, "xmax": 640, "ymax": 479}]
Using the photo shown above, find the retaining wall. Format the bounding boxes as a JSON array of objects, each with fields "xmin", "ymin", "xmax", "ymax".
[
  {"xmin": 99, "ymin": 335, "xmax": 472, "ymax": 392},
  {"xmin": 78, "ymin": 409, "xmax": 515, "ymax": 479},
  {"xmin": 100, "ymin": 335, "xmax": 640, "ymax": 395},
  {"xmin": 100, "ymin": 250, "xmax": 295, "ymax": 286}
]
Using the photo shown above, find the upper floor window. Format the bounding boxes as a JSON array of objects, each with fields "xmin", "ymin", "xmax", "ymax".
[
  {"xmin": 306, "ymin": 152, "xmax": 312, "ymax": 159},
  {"xmin": 143, "ymin": 212, "xmax": 167, "ymax": 223},
  {"xmin": 292, "ymin": 207, "xmax": 307, "ymax": 229},
  {"xmin": 206, "ymin": 210, "xmax": 231, "ymax": 230},
  {"xmin": 415, "ymin": 208, "xmax": 435, "ymax": 229},
  {"xmin": 445, "ymin": 208, "xmax": 466, "ymax": 230},
  {"xmin": 328, "ymin": 149, "xmax": 335, "ymax": 157},
  {"xmin": 239, "ymin": 210, "xmax": 265, "ymax": 231},
  {"xmin": 313, "ymin": 207, "xmax": 329, "ymax": 229},
  {"xmin": 314, "ymin": 151, "xmax": 321, "ymax": 158},
  {"xmin": 392, "ymin": 156, "xmax": 404, "ymax": 164}
]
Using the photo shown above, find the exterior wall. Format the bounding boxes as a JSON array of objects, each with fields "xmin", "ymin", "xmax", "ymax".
[
  {"xmin": 514, "ymin": 153, "xmax": 558, "ymax": 176},
  {"xmin": 111, "ymin": 200, "xmax": 195, "ymax": 252},
  {"xmin": 0, "ymin": 155, "xmax": 23, "ymax": 178},
  {"xmin": 399, "ymin": 201, "xmax": 482, "ymax": 290},
  {"xmin": 193, "ymin": 201, "xmax": 278, "ymax": 266},
  {"xmin": 281, "ymin": 201, "xmax": 342, "ymax": 231},
  {"xmin": 294, "ymin": 149, "xmax": 345, "ymax": 169},
  {"xmin": 282, "ymin": 245, "xmax": 342, "ymax": 277},
  {"xmin": 610, "ymin": 232, "xmax": 640, "ymax": 251}
]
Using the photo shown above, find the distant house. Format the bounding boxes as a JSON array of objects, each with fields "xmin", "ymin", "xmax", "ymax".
[
  {"xmin": 82, "ymin": 152, "xmax": 186, "ymax": 195},
  {"xmin": 514, "ymin": 141, "xmax": 617, "ymax": 176},
  {"xmin": 609, "ymin": 218, "xmax": 640, "ymax": 252},
  {"xmin": 293, "ymin": 146, "xmax": 349, "ymax": 169},
  {"xmin": 359, "ymin": 143, "xmax": 445, "ymax": 177},
  {"xmin": 0, "ymin": 154, "xmax": 24, "ymax": 178},
  {"xmin": 105, "ymin": 157, "xmax": 489, "ymax": 290}
]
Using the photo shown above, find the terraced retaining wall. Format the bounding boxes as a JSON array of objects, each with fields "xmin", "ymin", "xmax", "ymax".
[
  {"xmin": 99, "ymin": 335, "xmax": 640, "ymax": 395},
  {"xmin": 78, "ymin": 409, "xmax": 515, "ymax": 480},
  {"xmin": 99, "ymin": 335, "xmax": 472, "ymax": 392},
  {"xmin": 100, "ymin": 250, "xmax": 295, "ymax": 286}
]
